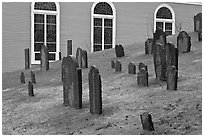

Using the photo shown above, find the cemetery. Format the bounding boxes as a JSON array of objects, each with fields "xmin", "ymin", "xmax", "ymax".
[{"xmin": 2, "ymin": 29, "xmax": 202, "ymax": 135}]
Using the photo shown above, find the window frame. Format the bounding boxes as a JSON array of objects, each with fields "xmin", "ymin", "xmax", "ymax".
[
  {"xmin": 91, "ymin": 2, "xmax": 116, "ymax": 52},
  {"xmin": 154, "ymin": 4, "xmax": 175, "ymax": 35},
  {"xmin": 31, "ymin": 2, "xmax": 60, "ymax": 64}
]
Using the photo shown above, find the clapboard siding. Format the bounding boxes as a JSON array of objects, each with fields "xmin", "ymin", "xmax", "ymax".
[
  {"xmin": 2, "ymin": 2, "xmax": 202, "ymax": 73},
  {"xmin": 2, "ymin": 2, "xmax": 31, "ymax": 73}
]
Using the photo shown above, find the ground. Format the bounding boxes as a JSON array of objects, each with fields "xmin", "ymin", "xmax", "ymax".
[{"xmin": 2, "ymin": 31, "xmax": 202, "ymax": 135}]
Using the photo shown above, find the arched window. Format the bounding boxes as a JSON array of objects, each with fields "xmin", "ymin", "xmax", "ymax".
[
  {"xmin": 154, "ymin": 4, "xmax": 175, "ymax": 36},
  {"xmin": 91, "ymin": 2, "xmax": 116, "ymax": 52},
  {"xmin": 31, "ymin": 2, "xmax": 60, "ymax": 64}
]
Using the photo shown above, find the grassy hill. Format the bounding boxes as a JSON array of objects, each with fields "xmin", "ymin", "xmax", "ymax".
[{"xmin": 2, "ymin": 31, "xmax": 202, "ymax": 135}]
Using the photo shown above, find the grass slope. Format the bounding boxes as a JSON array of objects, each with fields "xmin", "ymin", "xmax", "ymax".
[{"xmin": 2, "ymin": 31, "xmax": 202, "ymax": 135}]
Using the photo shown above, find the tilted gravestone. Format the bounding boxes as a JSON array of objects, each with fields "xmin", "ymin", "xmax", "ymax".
[
  {"xmin": 111, "ymin": 60, "xmax": 115, "ymax": 69},
  {"xmin": 115, "ymin": 44, "xmax": 125, "ymax": 57},
  {"xmin": 28, "ymin": 81, "xmax": 34, "ymax": 96},
  {"xmin": 24, "ymin": 48, "xmax": 30, "ymax": 69},
  {"xmin": 137, "ymin": 67, "xmax": 148, "ymax": 87},
  {"xmin": 194, "ymin": 13, "xmax": 202, "ymax": 32},
  {"xmin": 115, "ymin": 60, "xmax": 122, "ymax": 72},
  {"xmin": 20, "ymin": 72, "xmax": 25, "ymax": 84},
  {"xmin": 67, "ymin": 40, "xmax": 72, "ymax": 56},
  {"xmin": 41, "ymin": 45, "xmax": 49, "ymax": 71},
  {"xmin": 128, "ymin": 62, "xmax": 136, "ymax": 74},
  {"xmin": 140, "ymin": 112, "xmax": 154, "ymax": 131},
  {"xmin": 145, "ymin": 38, "xmax": 153, "ymax": 54},
  {"xmin": 177, "ymin": 31, "xmax": 191, "ymax": 53},
  {"xmin": 76, "ymin": 47, "xmax": 83, "ymax": 68},
  {"xmin": 167, "ymin": 66, "xmax": 178, "ymax": 90},
  {"xmin": 62, "ymin": 56, "xmax": 82, "ymax": 109},
  {"xmin": 81, "ymin": 50, "xmax": 88, "ymax": 68},
  {"xmin": 30, "ymin": 71, "xmax": 36, "ymax": 84},
  {"xmin": 89, "ymin": 66, "xmax": 102, "ymax": 115},
  {"xmin": 153, "ymin": 28, "xmax": 167, "ymax": 81}
]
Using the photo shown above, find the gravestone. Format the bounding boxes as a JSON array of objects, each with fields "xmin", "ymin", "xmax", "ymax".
[
  {"xmin": 138, "ymin": 62, "xmax": 148, "ymax": 72},
  {"xmin": 153, "ymin": 28, "xmax": 167, "ymax": 81},
  {"xmin": 20, "ymin": 72, "xmax": 25, "ymax": 84},
  {"xmin": 137, "ymin": 68, "xmax": 148, "ymax": 87},
  {"xmin": 194, "ymin": 13, "xmax": 202, "ymax": 32},
  {"xmin": 41, "ymin": 45, "xmax": 49, "ymax": 71},
  {"xmin": 177, "ymin": 31, "xmax": 191, "ymax": 53},
  {"xmin": 115, "ymin": 44, "xmax": 125, "ymax": 57},
  {"xmin": 128, "ymin": 62, "xmax": 136, "ymax": 74},
  {"xmin": 111, "ymin": 60, "xmax": 115, "ymax": 69},
  {"xmin": 67, "ymin": 40, "xmax": 72, "ymax": 56},
  {"xmin": 81, "ymin": 50, "xmax": 88, "ymax": 68},
  {"xmin": 76, "ymin": 47, "xmax": 83, "ymax": 68},
  {"xmin": 89, "ymin": 66, "xmax": 102, "ymax": 115},
  {"xmin": 28, "ymin": 81, "xmax": 34, "ymax": 96},
  {"xmin": 166, "ymin": 43, "xmax": 178, "ymax": 71},
  {"xmin": 30, "ymin": 71, "xmax": 36, "ymax": 84},
  {"xmin": 145, "ymin": 38, "xmax": 153, "ymax": 54},
  {"xmin": 115, "ymin": 60, "xmax": 122, "ymax": 72},
  {"xmin": 198, "ymin": 31, "xmax": 202, "ymax": 41},
  {"xmin": 24, "ymin": 48, "xmax": 30, "ymax": 69},
  {"xmin": 62, "ymin": 56, "xmax": 82, "ymax": 109},
  {"xmin": 140, "ymin": 112, "xmax": 154, "ymax": 131},
  {"xmin": 59, "ymin": 52, "xmax": 61, "ymax": 60},
  {"xmin": 167, "ymin": 66, "xmax": 177, "ymax": 90}
]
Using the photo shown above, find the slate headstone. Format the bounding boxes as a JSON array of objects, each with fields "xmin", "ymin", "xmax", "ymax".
[
  {"xmin": 138, "ymin": 62, "xmax": 148, "ymax": 72},
  {"xmin": 20, "ymin": 72, "xmax": 25, "ymax": 84},
  {"xmin": 115, "ymin": 60, "xmax": 122, "ymax": 72},
  {"xmin": 67, "ymin": 40, "xmax": 72, "ymax": 56},
  {"xmin": 194, "ymin": 13, "xmax": 202, "ymax": 32},
  {"xmin": 153, "ymin": 28, "xmax": 167, "ymax": 81},
  {"xmin": 115, "ymin": 44, "xmax": 124, "ymax": 57},
  {"xmin": 76, "ymin": 47, "xmax": 83, "ymax": 68},
  {"xmin": 137, "ymin": 68, "xmax": 148, "ymax": 87},
  {"xmin": 82, "ymin": 50, "xmax": 88, "ymax": 68},
  {"xmin": 62, "ymin": 56, "xmax": 82, "ymax": 109},
  {"xmin": 177, "ymin": 31, "xmax": 191, "ymax": 53},
  {"xmin": 89, "ymin": 66, "xmax": 102, "ymax": 115},
  {"xmin": 167, "ymin": 66, "xmax": 177, "ymax": 90},
  {"xmin": 25, "ymin": 48, "xmax": 30, "ymax": 69},
  {"xmin": 28, "ymin": 81, "xmax": 34, "ymax": 96},
  {"xmin": 30, "ymin": 71, "xmax": 36, "ymax": 84},
  {"xmin": 140, "ymin": 112, "xmax": 154, "ymax": 131},
  {"xmin": 145, "ymin": 38, "xmax": 153, "ymax": 54},
  {"xmin": 41, "ymin": 45, "xmax": 49, "ymax": 71},
  {"xmin": 128, "ymin": 62, "xmax": 136, "ymax": 74},
  {"xmin": 111, "ymin": 60, "xmax": 115, "ymax": 69},
  {"xmin": 166, "ymin": 43, "xmax": 178, "ymax": 71}
]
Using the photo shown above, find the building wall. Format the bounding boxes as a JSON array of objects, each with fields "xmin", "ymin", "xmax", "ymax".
[{"xmin": 2, "ymin": 2, "xmax": 202, "ymax": 73}]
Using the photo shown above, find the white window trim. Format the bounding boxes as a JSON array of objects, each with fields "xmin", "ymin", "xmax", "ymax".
[
  {"xmin": 31, "ymin": 2, "xmax": 60, "ymax": 64},
  {"xmin": 154, "ymin": 4, "xmax": 175, "ymax": 35},
  {"xmin": 91, "ymin": 2, "xmax": 116, "ymax": 52}
]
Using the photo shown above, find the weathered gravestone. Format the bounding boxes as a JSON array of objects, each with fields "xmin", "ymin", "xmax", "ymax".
[
  {"xmin": 115, "ymin": 60, "xmax": 122, "ymax": 72},
  {"xmin": 111, "ymin": 60, "xmax": 115, "ymax": 69},
  {"xmin": 167, "ymin": 66, "xmax": 177, "ymax": 90},
  {"xmin": 115, "ymin": 44, "xmax": 125, "ymax": 57},
  {"xmin": 67, "ymin": 40, "xmax": 72, "ymax": 56},
  {"xmin": 82, "ymin": 50, "xmax": 88, "ymax": 68},
  {"xmin": 24, "ymin": 48, "xmax": 30, "ymax": 69},
  {"xmin": 89, "ymin": 66, "xmax": 102, "ymax": 115},
  {"xmin": 153, "ymin": 28, "xmax": 167, "ymax": 81},
  {"xmin": 20, "ymin": 72, "xmax": 25, "ymax": 84},
  {"xmin": 177, "ymin": 31, "xmax": 191, "ymax": 53},
  {"xmin": 194, "ymin": 13, "xmax": 202, "ymax": 32},
  {"xmin": 76, "ymin": 47, "xmax": 83, "ymax": 68},
  {"xmin": 41, "ymin": 45, "xmax": 49, "ymax": 71},
  {"xmin": 138, "ymin": 62, "xmax": 148, "ymax": 72},
  {"xmin": 30, "ymin": 71, "xmax": 36, "ymax": 84},
  {"xmin": 137, "ymin": 68, "xmax": 148, "ymax": 86},
  {"xmin": 28, "ymin": 81, "xmax": 34, "ymax": 96},
  {"xmin": 166, "ymin": 43, "xmax": 178, "ymax": 71},
  {"xmin": 140, "ymin": 112, "xmax": 154, "ymax": 131},
  {"xmin": 128, "ymin": 62, "xmax": 136, "ymax": 74},
  {"xmin": 62, "ymin": 56, "xmax": 82, "ymax": 109},
  {"xmin": 145, "ymin": 38, "xmax": 153, "ymax": 54}
]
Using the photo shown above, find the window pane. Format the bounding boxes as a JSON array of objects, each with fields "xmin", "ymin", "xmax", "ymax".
[
  {"xmin": 104, "ymin": 28, "xmax": 112, "ymax": 44},
  {"xmin": 47, "ymin": 15, "xmax": 56, "ymax": 24},
  {"xmin": 156, "ymin": 7, "xmax": 172, "ymax": 19},
  {"xmin": 34, "ymin": 14, "xmax": 44, "ymax": 23},
  {"xmin": 165, "ymin": 22, "xmax": 172, "ymax": 31},
  {"xmin": 104, "ymin": 19, "xmax": 112, "ymax": 27},
  {"xmin": 34, "ymin": 43, "xmax": 44, "ymax": 51},
  {"xmin": 94, "ymin": 27, "xmax": 102, "ymax": 44},
  {"xmin": 47, "ymin": 24, "xmax": 56, "ymax": 42},
  {"xmin": 35, "ymin": 53, "xmax": 41, "ymax": 60},
  {"xmin": 48, "ymin": 53, "xmax": 56, "ymax": 60},
  {"xmin": 156, "ymin": 22, "xmax": 163, "ymax": 30},
  {"xmin": 47, "ymin": 43, "xmax": 56, "ymax": 52},
  {"xmin": 94, "ymin": 44, "xmax": 102, "ymax": 52},
  {"xmin": 34, "ymin": 2, "xmax": 56, "ymax": 11},
  {"xmin": 104, "ymin": 44, "xmax": 112, "ymax": 49},
  {"xmin": 94, "ymin": 18, "xmax": 102, "ymax": 26},
  {"xmin": 94, "ymin": 2, "xmax": 113, "ymax": 15},
  {"xmin": 34, "ymin": 24, "xmax": 44, "ymax": 42}
]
